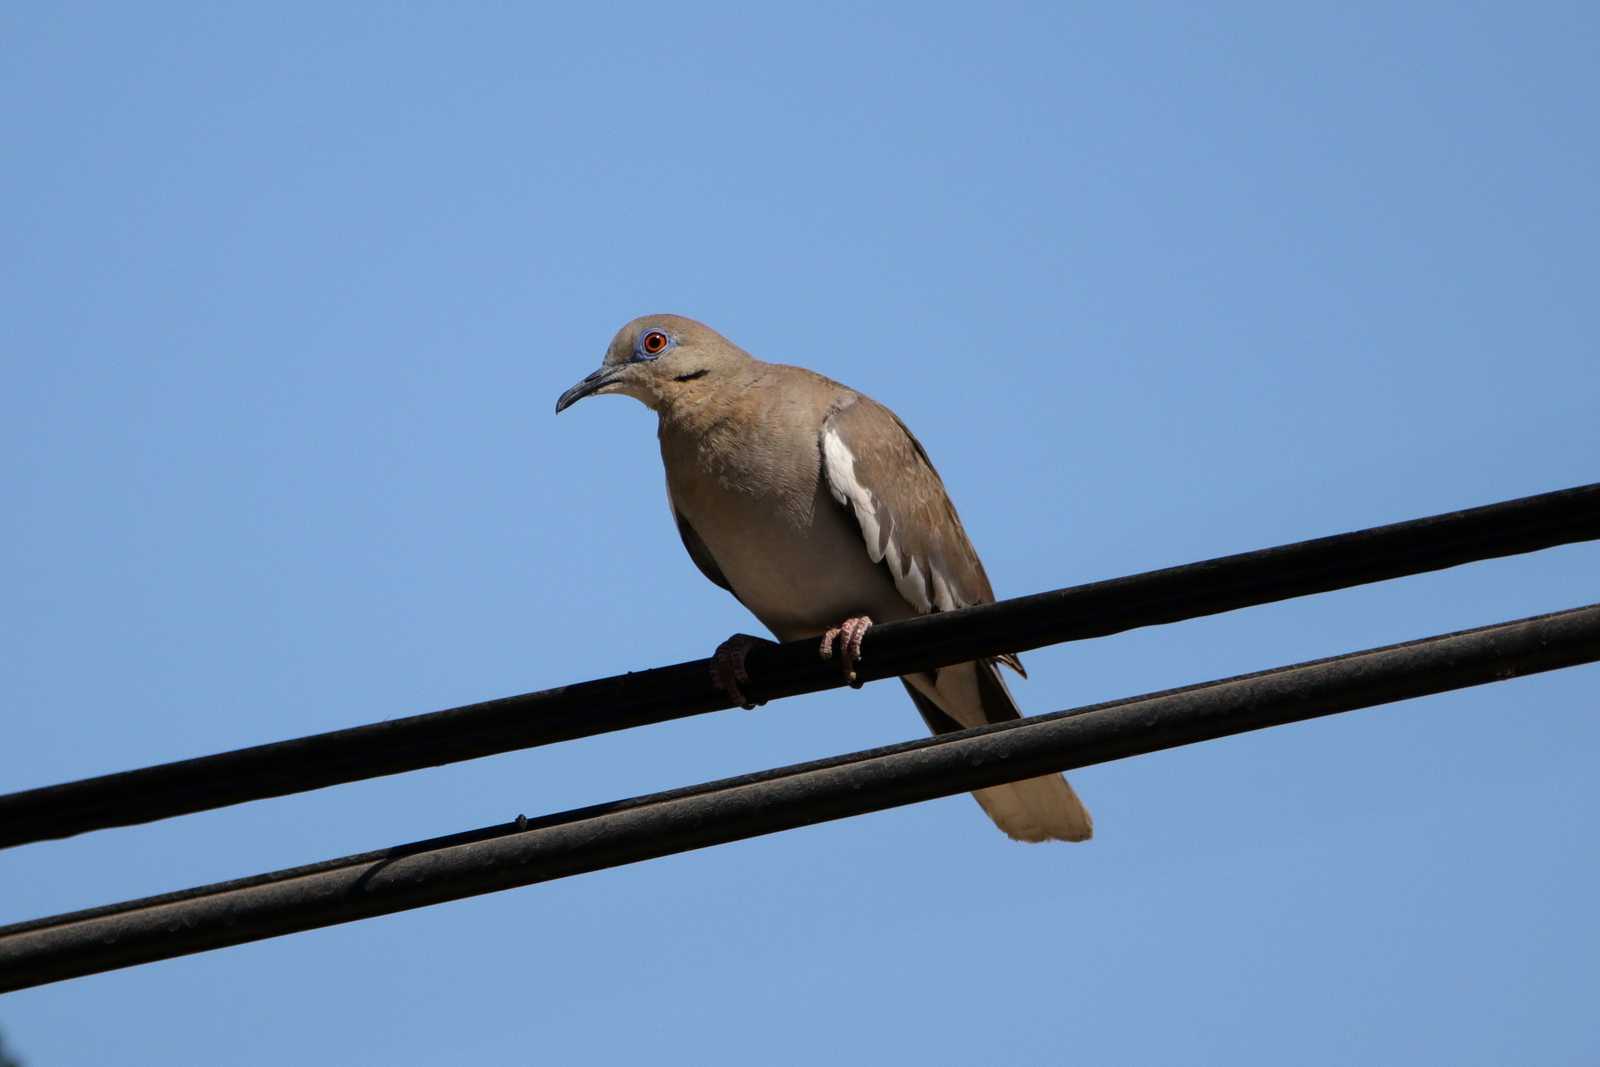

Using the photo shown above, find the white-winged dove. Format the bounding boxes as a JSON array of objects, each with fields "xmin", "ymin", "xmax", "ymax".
[{"xmin": 557, "ymin": 315, "xmax": 1091, "ymax": 843}]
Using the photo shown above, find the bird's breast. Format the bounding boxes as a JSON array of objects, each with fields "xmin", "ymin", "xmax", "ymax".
[{"xmin": 659, "ymin": 420, "xmax": 912, "ymax": 641}]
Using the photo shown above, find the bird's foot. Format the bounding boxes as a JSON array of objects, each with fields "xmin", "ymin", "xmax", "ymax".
[
  {"xmin": 819, "ymin": 615, "xmax": 873, "ymax": 688},
  {"xmin": 711, "ymin": 633, "xmax": 769, "ymax": 710}
]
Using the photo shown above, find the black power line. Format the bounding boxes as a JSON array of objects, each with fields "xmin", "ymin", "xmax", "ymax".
[
  {"xmin": 3, "ymin": 603, "xmax": 1596, "ymax": 992},
  {"xmin": 2, "ymin": 483, "xmax": 1597, "ymax": 851}
]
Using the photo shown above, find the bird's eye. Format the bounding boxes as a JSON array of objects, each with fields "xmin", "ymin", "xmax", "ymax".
[{"xmin": 640, "ymin": 330, "xmax": 670, "ymax": 357}]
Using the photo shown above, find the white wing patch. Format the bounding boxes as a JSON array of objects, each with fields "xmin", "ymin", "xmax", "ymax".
[{"xmin": 821, "ymin": 425, "xmax": 958, "ymax": 614}]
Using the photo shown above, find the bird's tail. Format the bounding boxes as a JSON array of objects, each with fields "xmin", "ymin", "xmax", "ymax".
[{"xmin": 901, "ymin": 660, "xmax": 1092, "ymax": 843}]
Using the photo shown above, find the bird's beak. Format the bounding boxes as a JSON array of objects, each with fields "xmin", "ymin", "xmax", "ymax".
[{"xmin": 555, "ymin": 365, "xmax": 622, "ymax": 413}]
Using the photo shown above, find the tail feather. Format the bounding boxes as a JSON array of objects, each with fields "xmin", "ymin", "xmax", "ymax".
[{"xmin": 901, "ymin": 660, "xmax": 1092, "ymax": 843}]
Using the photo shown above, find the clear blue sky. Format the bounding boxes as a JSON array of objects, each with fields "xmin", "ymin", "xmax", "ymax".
[{"xmin": 3, "ymin": 4, "xmax": 1597, "ymax": 1064}]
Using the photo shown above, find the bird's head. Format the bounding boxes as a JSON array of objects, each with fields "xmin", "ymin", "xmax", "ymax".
[{"xmin": 555, "ymin": 314, "xmax": 748, "ymax": 415}]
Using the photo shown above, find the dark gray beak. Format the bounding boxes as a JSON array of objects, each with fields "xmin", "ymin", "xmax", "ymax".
[{"xmin": 555, "ymin": 366, "xmax": 621, "ymax": 413}]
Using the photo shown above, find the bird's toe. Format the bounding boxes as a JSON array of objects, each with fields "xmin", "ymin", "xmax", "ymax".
[{"xmin": 711, "ymin": 633, "xmax": 768, "ymax": 709}]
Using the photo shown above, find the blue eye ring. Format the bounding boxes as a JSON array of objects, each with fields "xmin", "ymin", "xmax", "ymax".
[{"xmin": 635, "ymin": 328, "xmax": 675, "ymax": 361}]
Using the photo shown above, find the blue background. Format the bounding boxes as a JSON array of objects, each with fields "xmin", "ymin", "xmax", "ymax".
[{"xmin": 3, "ymin": 4, "xmax": 1597, "ymax": 1064}]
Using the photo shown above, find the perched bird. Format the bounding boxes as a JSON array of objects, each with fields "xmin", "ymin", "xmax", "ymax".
[{"xmin": 556, "ymin": 315, "xmax": 1091, "ymax": 843}]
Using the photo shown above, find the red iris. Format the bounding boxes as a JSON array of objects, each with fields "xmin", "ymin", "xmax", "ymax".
[{"xmin": 642, "ymin": 331, "xmax": 668, "ymax": 355}]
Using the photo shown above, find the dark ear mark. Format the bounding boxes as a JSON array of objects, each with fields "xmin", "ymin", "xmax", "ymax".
[{"xmin": 673, "ymin": 369, "xmax": 709, "ymax": 383}]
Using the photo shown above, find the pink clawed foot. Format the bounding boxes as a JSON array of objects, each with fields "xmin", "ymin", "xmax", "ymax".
[
  {"xmin": 819, "ymin": 615, "xmax": 873, "ymax": 688},
  {"xmin": 711, "ymin": 633, "xmax": 768, "ymax": 709}
]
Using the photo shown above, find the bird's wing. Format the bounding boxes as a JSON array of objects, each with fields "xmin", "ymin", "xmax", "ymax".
[
  {"xmin": 669, "ymin": 491, "xmax": 735, "ymax": 594},
  {"xmin": 819, "ymin": 393, "xmax": 1023, "ymax": 675}
]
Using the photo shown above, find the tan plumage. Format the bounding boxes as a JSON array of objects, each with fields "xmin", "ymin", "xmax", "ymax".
[{"xmin": 556, "ymin": 314, "xmax": 1091, "ymax": 843}]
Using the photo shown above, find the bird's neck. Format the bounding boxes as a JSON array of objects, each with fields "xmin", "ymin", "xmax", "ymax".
[{"xmin": 655, "ymin": 359, "xmax": 769, "ymax": 438}]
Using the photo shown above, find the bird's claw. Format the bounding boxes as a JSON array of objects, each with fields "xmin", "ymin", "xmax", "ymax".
[
  {"xmin": 711, "ymin": 633, "xmax": 767, "ymax": 709},
  {"xmin": 819, "ymin": 615, "xmax": 873, "ymax": 688}
]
